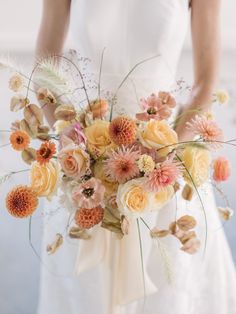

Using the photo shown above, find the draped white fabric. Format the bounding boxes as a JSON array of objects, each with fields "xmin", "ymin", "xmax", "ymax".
[{"xmin": 37, "ymin": 1, "xmax": 236, "ymax": 313}]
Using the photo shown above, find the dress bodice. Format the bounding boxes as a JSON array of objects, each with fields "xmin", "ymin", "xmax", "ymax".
[{"xmin": 70, "ymin": 0, "xmax": 190, "ymax": 114}]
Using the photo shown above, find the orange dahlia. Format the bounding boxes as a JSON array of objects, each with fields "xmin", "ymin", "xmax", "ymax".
[
  {"xmin": 109, "ymin": 116, "xmax": 136, "ymax": 145},
  {"xmin": 36, "ymin": 141, "xmax": 56, "ymax": 165},
  {"xmin": 10, "ymin": 130, "xmax": 30, "ymax": 151},
  {"xmin": 6, "ymin": 185, "xmax": 38, "ymax": 218},
  {"xmin": 75, "ymin": 206, "xmax": 104, "ymax": 229}
]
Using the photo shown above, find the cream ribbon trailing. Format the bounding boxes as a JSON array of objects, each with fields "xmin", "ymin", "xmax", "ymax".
[{"xmin": 75, "ymin": 219, "xmax": 158, "ymax": 306}]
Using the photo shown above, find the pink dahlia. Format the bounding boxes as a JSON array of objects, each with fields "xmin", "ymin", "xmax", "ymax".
[
  {"xmin": 186, "ymin": 115, "xmax": 224, "ymax": 149},
  {"xmin": 72, "ymin": 177, "xmax": 105, "ymax": 209},
  {"xmin": 145, "ymin": 158, "xmax": 183, "ymax": 192},
  {"xmin": 104, "ymin": 146, "xmax": 140, "ymax": 183}
]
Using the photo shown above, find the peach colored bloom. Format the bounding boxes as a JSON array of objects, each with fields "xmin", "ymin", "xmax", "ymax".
[
  {"xmin": 145, "ymin": 158, "xmax": 182, "ymax": 192},
  {"xmin": 36, "ymin": 141, "xmax": 56, "ymax": 165},
  {"xmin": 109, "ymin": 116, "xmax": 136, "ymax": 145},
  {"xmin": 87, "ymin": 99, "xmax": 109, "ymax": 119},
  {"xmin": 6, "ymin": 185, "xmax": 38, "ymax": 218},
  {"xmin": 58, "ymin": 143, "xmax": 90, "ymax": 179},
  {"xmin": 186, "ymin": 115, "xmax": 224, "ymax": 149},
  {"xmin": 136, "ymin": 92, "xmax": 176, "ymax": 121},
  {"xmin": 10, "ymin": 130, "xmax": 30, "ymax": 151},
  {"xmin": 213, "ymin": 157, "xmax": 231, "ymax": 182},
  {"xmin": 72, "ymin": 177, "xmax": 105, "ymax": 209},
  {"xmin": 104, "ymin": 146, "xmax": 140, "ymax": 183},
  {"xmin": 75, "ymin": 206, "xmax": 104, "ymax": 229}
]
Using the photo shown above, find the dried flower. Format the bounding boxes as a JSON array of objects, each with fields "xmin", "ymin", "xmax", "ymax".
[
  {"xmin": 72, "ymin": 177, "xmax": 105, "ymax": 209},
  {"xmin": 46, "ymin": 234, "xmax": 63, "ymax": 255},
  {"xmin": 10, "ymin": 130, "xmax": 30, "ymax": 151},
  {"xmin": 10, "ymin": 95, "xmax": 28, "ymax": 112},
  {"xmin": 37, "ymin": 87, "xmax": 56, "ymax": 107},
  {"xmin": 109, "ymin": 116, "xmax": 136, "ymax": 145},
  {"xmin": 75, "ymin": 206, "xmax": 104, "ymax": 229},
  {"xmin": 36, "ymin": 141, "xmax": 56, "ymax": 165},
  {"xmin": 180, "ymin": 237, "xmax": 201, "ymax": 255},
  {"xmin": 218, "ymin": 206, "xmax": 234, "ymax": 221},
  {"xmin": 145, "ymin": 158, "xmax": 182, "ymax": 192},
  {"xmin": 176, "ymin": 215, "xmax": 197, "ymax": 231},
  {"xmin": 137, "ymin": 154, "xmax": 155, "ymax": 173},
  {"xmin": 213, "ymin": 157, "xmax": 231, "ymax": 182},
  {"xmin": 9, "ymin": 73, "xmax": 24, "ymax": 92},
  {"xmin": 104, "ymin": 146, "xmax": 140, "ymax": 183},
  {"xmin": 6, "ymin": 185, "xmax": 38, "ymax": 218},
  {"xmin": 186, "ymin": 115, "xmax": 224, "ymax": 149}
]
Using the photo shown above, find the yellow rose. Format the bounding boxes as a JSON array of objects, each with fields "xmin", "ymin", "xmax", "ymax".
[
  {"xmin": 215, "ymin": 90, "xmax": 230, "ymax": 105},
  {"xmin": 181, "ymin": 146, "xmax": 211, "ymax": 187},
  {"xmin": 30, "ymin": 161, "xmax": 59, "ymax": 200},
  {"xmin": 154, "ymin": 185, "xmax": 175, "ymax": 209},
  {"xmin": 93, "ymin": 160, "xmax": 119, "ymax": 197},
  {"xmin": 84, "ymin": 120, "xmax": 115, "ymax": 157},
  {"xmin": 138, "ymin": 120, "xmax": 178, "ymax": 156},
  {"xmin": 117, "ymin": 178, "xmax": 151, "ymax": 217}
]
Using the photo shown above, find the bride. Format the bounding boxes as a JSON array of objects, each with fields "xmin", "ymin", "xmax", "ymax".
[{"xmin": 36, "ymin": 0, "xmax": 236, "ymax": 313}]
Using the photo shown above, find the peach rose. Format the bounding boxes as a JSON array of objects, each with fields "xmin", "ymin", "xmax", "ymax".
[
  {"xmin": 138, "ymin": 120, "xmax": 178, "ymax": 156},
  {"xmin": 30, "ymin": 161, "xmax": 59, "ymax": 200},
  {"xmin": 58, "ymin": 143, "xmax": 90, "ymax": 179},
  {"xmin": 84, "ymin": 120, "xmax": 115, "ymax": 157},
  {"xmin": 182, "ymin": 146, "xmax": 211, "ymax": 187},
  {"xmin": 213, "ymin": 157, "xmax": 231, "ymax": 182}
]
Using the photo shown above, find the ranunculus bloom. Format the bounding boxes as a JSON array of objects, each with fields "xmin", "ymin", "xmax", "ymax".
[
  {"xmin": 87, "ymin": 99, "xmax": 109, "ymax": 119},
  {"xmin": 138, "ymin": 120, "xmax": 178, "ymax": 156},
  {"xmin": 84, "ymin": 120, "xmax": 115, "ymax": 158},
  {"xmin": 30, "ymin": 161, "xmax": 59, "ymax": 200},
  {"xmin": 213, "ymin": 157, "xmax": 231, "ymax": 182},
  {"xmin": 72, "ymin": 177, "xmax": 105, "ymax": 209},
  {"xmin": 182, "ymin": 146, "xmax": 211, "ymax": 187},
  {"xmin": 60, "ymin": 122, "xmax": 86, "ymax": 147},
  {"xmin": 58, "ymin": 143, "xmax": 90, "ymax": 179}
]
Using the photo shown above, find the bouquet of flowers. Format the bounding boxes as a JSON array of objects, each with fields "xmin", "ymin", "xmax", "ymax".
[{"xmin": 0, "ymin": 53, "xmax": 233, "ymax": 259}]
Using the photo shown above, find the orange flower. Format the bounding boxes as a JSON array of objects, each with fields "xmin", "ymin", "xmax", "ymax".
[
  {"xmin": 10, "ymin": 130, "xmax": 30, "ymax": 151},
  {"xmin": 213, "ymin": 157, "xmax": 231, "ymax": 182},
  {"xmin": 109, "ymin": 116, "xmax": 136, "ymax": 145},
  {"xmin": 75, "ymin": 206, "xmax": 104, "ymax": 229},
  {"xmin": 36, "ymin": 141, "xmax": 56, "ymax": 165},
  {"xmin": 6, "ymin": 185, "xmax": 38, "ymax": 218}
]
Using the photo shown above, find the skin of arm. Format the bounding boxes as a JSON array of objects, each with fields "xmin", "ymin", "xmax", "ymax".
[
  {"xmin": 175, "ymin": 0, "xmax": 221, "ymax": 141},
  {"xmin": 35, "ymin": 0, "xmax": 71, "ymax": 127}
]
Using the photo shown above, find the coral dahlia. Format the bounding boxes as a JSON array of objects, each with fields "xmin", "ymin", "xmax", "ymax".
[
  {"xmin": 6, "ymin": 185, "xmax": 38, "ymax": 218},
  {"xmin": 109, "ymin": 116, "xmax": 136, "ymax": 145},
  {"xmin": 75, "ymin": 206, "xmax": 104, "ymax": 229},
  {"xmin": 10, "ymin": 130, "xmax": 30, "ymax": 151}
]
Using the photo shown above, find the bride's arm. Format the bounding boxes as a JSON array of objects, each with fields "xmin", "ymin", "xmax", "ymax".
[
  {"xmin": 36, "ymin": 0, "xmax": 71, "ymax": 127},
  {"xmin": 175, "ymin": 0, "xmax": 221, "ymax": 141}
]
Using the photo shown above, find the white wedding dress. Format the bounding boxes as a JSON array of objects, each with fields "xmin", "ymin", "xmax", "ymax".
[{"xmin": 37, "ymin": 1, "xmax": 236, "ymax": 313}]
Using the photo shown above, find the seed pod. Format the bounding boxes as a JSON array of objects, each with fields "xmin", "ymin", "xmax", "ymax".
[
  {"xmin": 150, "ymin": 228, "xmax": 170, "ymax": 238},
  {"xmin": 182, "ymin": 184, "xmax": 194, "ymax": 201},
  {"xmin": 177, "ymin": 215, "xmax": 197, "ymax": 231},
  {"xmin": 68, "ymin": 226, "xmax": 91, "ymax": 240},
  {"xmin": 21, "ymin": 147, "xmax": 36, "ymax": 165},
  {"xmin": 20, "ymin": 119, "xmax": 37, "ymax": 138},
  {"xmin": 46, "ymin": 233, "xmax": 63, "ymax": 255},
  {"xmin": 54, "ymin": 104, "xmax": 77, "ymax": 121},
  {"xmin": 24, "ymin": 104, "xmax": 43, "ymax": 126},
  {"xmin": 38, "ymin": 125, "xmax": 50, "ymax": 134}
]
